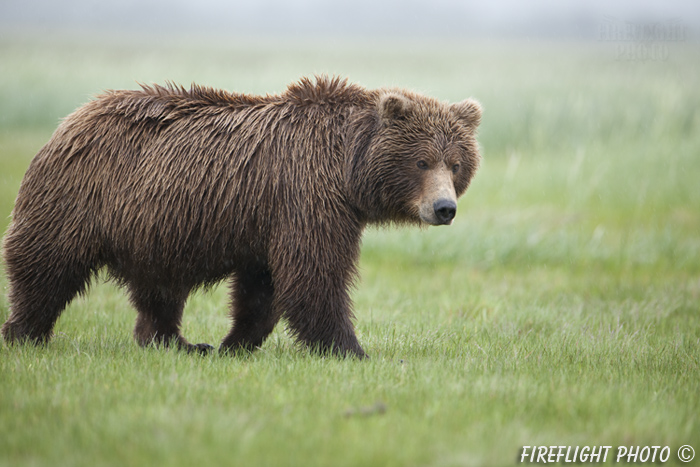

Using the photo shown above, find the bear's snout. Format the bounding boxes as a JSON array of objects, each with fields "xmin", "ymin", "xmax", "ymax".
[
  {"xmin": 433, "ymin": 199, "xmax": 457, "ymax": 225},
  {"xmin": 418, "ymin": 166, "xmax": 458, "ymax": 226}
]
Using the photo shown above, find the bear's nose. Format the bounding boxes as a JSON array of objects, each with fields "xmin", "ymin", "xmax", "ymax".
[{"xmin": 433, "ymin": 199, "xmax": 457, "ymax": 224}]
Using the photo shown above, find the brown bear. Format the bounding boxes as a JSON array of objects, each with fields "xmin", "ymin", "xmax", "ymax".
[{"xmin": 1, "ymin": 76, "xmax": 481, "ymax": 358}]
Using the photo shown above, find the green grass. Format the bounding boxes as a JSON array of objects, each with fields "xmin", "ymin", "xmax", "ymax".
[{"xmin": 1, "ymin": 34, "xmax": 699, "ymax": 466}]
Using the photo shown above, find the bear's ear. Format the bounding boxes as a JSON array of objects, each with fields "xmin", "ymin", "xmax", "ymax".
[
  {"xmin": 378, "ymin": 92, "xmax": 413, "ymax": 122},
  {"xmin": 451, "ymin": 98, "xmax": 482, "ymax": 128}
]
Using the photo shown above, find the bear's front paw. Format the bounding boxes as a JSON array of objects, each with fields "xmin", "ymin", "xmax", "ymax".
[
  {"xmin": 325, "ymin": 343, "xmax": 368, "ymax": 359},
  {"xmin": 187, "ymin": 343, "xmax": 215, "ymax": 355},
  {"xmin": 347, "ymin": 347, "xmax": 369, "ymax": 360}
]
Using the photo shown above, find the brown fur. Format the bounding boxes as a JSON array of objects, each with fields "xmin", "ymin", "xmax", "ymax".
[{"xmin": 1, "ymin": 76, "xmax": 481, "ymax": 358}]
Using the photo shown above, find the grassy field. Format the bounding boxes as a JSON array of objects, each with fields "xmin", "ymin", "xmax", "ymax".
[{"xmin": 0, "ymin": 33, "xmax": 699, "ymax": 466}]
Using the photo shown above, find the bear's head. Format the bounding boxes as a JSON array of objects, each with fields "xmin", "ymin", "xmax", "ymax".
[{"xmin": 346, "ymin": 89, "xmax": 481, "ymax": 226}]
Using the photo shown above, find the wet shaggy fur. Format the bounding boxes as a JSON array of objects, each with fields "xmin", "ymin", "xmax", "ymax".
[{"xmin": 1, "ymin": 76, "xmax": 481, "ymax": 358}]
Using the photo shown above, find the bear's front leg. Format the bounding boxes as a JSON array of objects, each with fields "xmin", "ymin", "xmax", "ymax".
[
  {"xmin": 284, "ymin": 286, "xmax": 367, "ymax": 359},
  {"xmin": 271, "ymin": 230, "xmax": 367, "ymax": 359}
]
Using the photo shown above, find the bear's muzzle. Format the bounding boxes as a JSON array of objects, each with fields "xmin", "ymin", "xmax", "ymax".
[{"xmin": 418, "ymin": 166, "xmax": 458, "ymax": 226}]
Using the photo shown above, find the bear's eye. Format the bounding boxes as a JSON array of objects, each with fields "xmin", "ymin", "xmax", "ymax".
[
  {"xmin": 417, "ymin": 160, "xmax": 429, "ymax": 170},
  {"xmin": 452, "ymin": 163, "xmax": 461, "ymax": 174}
]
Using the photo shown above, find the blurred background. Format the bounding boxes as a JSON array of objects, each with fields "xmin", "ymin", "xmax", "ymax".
[{"xmin": 2, "ymin": 0, "xmax": 699, "ymax": 39}]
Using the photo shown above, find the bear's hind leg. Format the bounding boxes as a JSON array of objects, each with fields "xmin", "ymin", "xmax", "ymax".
[
  {"xmin": 2, "ymin": 224, "xmax": 95, "ymax": 345},
  {"xmin": 220, "ymin": 266, "xmax": 279, "ymax": 354},
  {"xmin": 128, "ymin": 286, "xmax": 213, "ymax": 354},
  {"xmin": 2, "ymin": 263, "xmax": 93, "ymax": 344}
]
